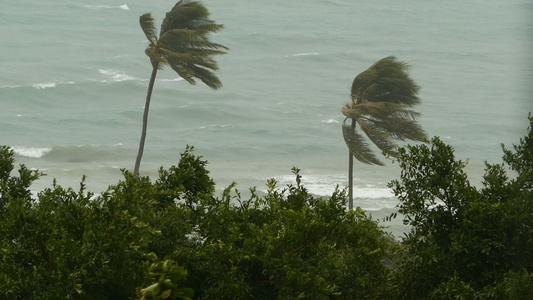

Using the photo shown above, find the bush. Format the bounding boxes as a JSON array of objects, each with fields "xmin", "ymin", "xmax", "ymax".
[
  {"xmin": 389, "ymin": 114, "xmax": 533, "ymax": 299},
  {"xmin": 3, "ymin": 113, "xmax": 531, "ymax": 299},
  {"xmin": 0, "ymin": 147, "xmax": 394, "ymax": 299}
]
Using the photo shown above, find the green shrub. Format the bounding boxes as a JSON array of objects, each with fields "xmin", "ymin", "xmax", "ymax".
[
  {"xmin": 389, "ymin": 114, "xmax": 533, "ymax": 299},
  {"xmin": 0, "ymin": 147, "xmax": 394, "ymax": 299}
]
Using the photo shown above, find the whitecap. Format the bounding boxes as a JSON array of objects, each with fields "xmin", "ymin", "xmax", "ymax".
[
  {"xmin": 98, "ymin": 69, "xmax": 135, "ymax": 82},
  {"xmin": 0, "ymin": 84, "xmax": 21, "ymax": 88},
  {"xmin": 200, "ymin": 124, "xmax": 235, "ymax": 129},
  {"xmin": 32, "ymin": 83, "xmax": 56, "ymax": 89},
  {"xmin": 84, "ymin": 4, "xmax": 129, "ymax": 10},
  {"xmin": 12, "ymin": 146, "xmax": 52, "ymax": 158},
  {"xmin": 160, "ymin": 78, "xmax": 184, "ymax": 82},
  {"xmin": 321, "ymin": 119, "xmax": 339, "ymax": 124},
  {"xmin": 285, "ymin": 52, "xmax": 320, "ymax": 57},
  {"xmin": 272, "ymin": 173, "xmax": 394, "ymax": 202}
]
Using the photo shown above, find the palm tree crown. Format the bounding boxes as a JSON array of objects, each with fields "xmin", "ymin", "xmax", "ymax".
[
  {"xmin": 140, "ymin": 0, "xmax": 228, "ymax": 89},
  {"xmin": 342, "ymin": 56, "xmax": 428, "ymax": 166}
]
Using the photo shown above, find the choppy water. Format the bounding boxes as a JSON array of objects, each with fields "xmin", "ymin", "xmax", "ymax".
[{"xmin": 1, "ymin": 0, "xmax": 532, "ymax": 237}]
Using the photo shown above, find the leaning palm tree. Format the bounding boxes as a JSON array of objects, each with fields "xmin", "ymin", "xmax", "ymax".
[
  {"xmin": 134, "ymin": 0, "xmax": 228, "ymax": 177},
  {"xmin": 341, "ymin": 56, "xmax": 428, "ymax": 210}
]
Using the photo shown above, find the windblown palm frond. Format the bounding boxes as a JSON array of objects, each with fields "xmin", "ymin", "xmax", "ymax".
[
  {"xmin": 140, "ymin": 13, "xmax": 158, "ymax": 46},
  {"xmin": 140, "ymin": 0, "xmax": 228, "ymax": 89},
  {"xmin": 351, "ymin": 56, "xmax": 420, "ymax": 106},
  {"xmin": 342, "ymin": 57, "xmax": 428, "ymax": 165},
  {"xmin": 342, "ymin": 118, "xmax": 384, "ymax": 165}
]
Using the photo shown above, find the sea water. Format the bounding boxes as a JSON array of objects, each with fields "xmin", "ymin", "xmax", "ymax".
[{"xmin": 1, "ymin": 0, "xmax": 532, "ymax": 237}]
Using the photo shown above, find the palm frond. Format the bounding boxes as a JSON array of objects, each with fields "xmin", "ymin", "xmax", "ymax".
[
  {"xmin": 161, "ymin": 0, "xmax": 210, "ymax": 35},
  {"xmin": 342, "ymin": 118, "xmax": 384, "ymax": 165},
  {"xmin": 360, "ymin": 78, "xmax": 419, "ymax": 105},
  {"xmin": 185, "ymin": 19, "xmax": 225, "ymax": 33},
  {"xmin": 372, "ymin": 115, "xmax": 428, "ymax": 142},
  {"xmin": 139, "ymin": 13, "xmax": 158, "ymax": 46},
  {"xmin": 350, "ymin": 69, "xmax": 377, "ymax": 103},
  {"xmin": 351, "ymin": 56, "xmax": 420, "ymax": 106},
  {"xmin": 168, "ymin": 61, "xmax": 195, "ymax": 84},
  {"xmin": 189, "ymin": 64, "xmax": 223, "ymax": 89},
  {"xmin": 343, "ymin": 101, "xmax": 427, "ymax": 142},
  {"xmin": 342, "ymin": 102, "xmax": 420, "ymax": 121},
  {"xmin": 142, "ymin": 0, "xmax": 227, "ymax": 89},
  {"xmin": 357, "ymin": 118, "xmax": 397, "ymax": 155},
  {"xmin": 160, "ymin": 29, "xmax": 228, "ymax": 53},
  {"xmin": 160, "ymin": 48, "xmax": 218, "ymax": 70}
]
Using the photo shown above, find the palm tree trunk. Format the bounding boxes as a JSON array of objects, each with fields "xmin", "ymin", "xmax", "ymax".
[
  {"xmin": 133, "ymin": 66, "xmax": 158, "ymax": 177},
  {"xmin": 348, "ymin": 119, "xmax": 356, "ymax": 210}
]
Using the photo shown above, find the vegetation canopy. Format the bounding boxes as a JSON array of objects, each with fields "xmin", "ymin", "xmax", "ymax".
[{"xmin": 0, "ymin": 114, "xmax": 532, "ymax": 299}]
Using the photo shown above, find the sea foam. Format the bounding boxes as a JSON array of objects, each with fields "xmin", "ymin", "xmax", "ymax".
[
  {"xmin": 98, "ymin": 69, "xmax": 135, "ymax": 82},
  {"xmin": 12, "ymin": 147, "xmax": 52, "ymax": 158},
  {"xmin": 84, "ymin": 4, "xmax": 129, "ymax": 11},
  {"xmin": 285, "ymin": 52, "xmax": 320, "ymax": 57},
  {"xmin": 32, "ymin": 83, "xmax": 56, "ymax": 89},
  {"xmin": 321, "ymin": 119, "xmax": 339, "ymax": 124}
]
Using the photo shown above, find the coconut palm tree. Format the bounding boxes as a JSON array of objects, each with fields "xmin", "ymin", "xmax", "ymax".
[
  {"xmin": 134, "ymin": 0, "xmax": 228, "ymax": 177},
  {"xmin": 341, "ymin": 57, "xmax": 428, "ymax": 210}
]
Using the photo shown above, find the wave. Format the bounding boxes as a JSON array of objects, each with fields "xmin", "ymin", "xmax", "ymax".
[
  {"xmin": 273, "ymin": 173, "xmax": 394, "ymax": 199},
  {"xmin": 32, "ymin": 82, "xmax": 56, "ymax": 89},
  {"xmin": 160, "ymin": 78, "xmax": 185, "ymax": 82},
  {"xmin": 96, "ymin": 69, "xmax": 183, "ymax": 83},
  {"xmin": 199, "ymin": 124, "xmax": 235, "ymax": 130},
  {"xmin": 33, "ymin": 81, "xmax": 75, "ymax": 89},
  {"xmin": 12, "ymin": 145, "xmax": 128, "ymax": 163},
  {"xmin": 98, "ymin": 69, "xmax": 136, "ymax": 82},
  {"xmin": 12, "ymin": 146, "xmax": 53, "ymax": 158},
  {"xmin": 285, "ymin": 52, "xmax": 320, "ymax": 57},
  {"xmin": 84, "ymin": 4, "xmax": 129, "ymax": 11},
  {"xmin": 1, "ymin": 70, "xmax": 180, "ymax": 91},
  {"xmin": 2, "ymin": 81, "xmax": 75, "ymax": 90},
  {"xmin": 0, "ymin": 84, "xmax": 22, "ymax": 89},
  {"xmin": 321, "ymin": 119, "xmax": 339, "ymax": 124}
]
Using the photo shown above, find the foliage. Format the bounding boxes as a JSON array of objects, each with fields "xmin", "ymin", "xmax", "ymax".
[
  {"xmin": 342, "ymin": 56, "xmax": 428, "ymax": 166},
  {"xmin": 3, "ymin": 114, "xmax": 532, "ymax": 299},
  {"xmin": 0, "ymin": 148, "xmax": 162, "ymax": 299},
  {"xmin": 170, "ymin": 167, "xmax": 396, "ymax": 299},
  {"xmin": 0, "ymin": 146, "xmax": 394, "ymax": 299},
  {"xmin": 137, "ymin": 259, "xmax": 194, "ymax": 300},
  {"xmin": 388, "ymin": 113, "xmax": 533, "ymax": 299},
  {"xmin": 140, "ymin": 0, "xmax": 228, "ymax": 87}
]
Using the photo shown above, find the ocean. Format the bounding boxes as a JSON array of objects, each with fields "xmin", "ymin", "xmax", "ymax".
[{"xmin": 1, "ymin": 0, "xmax": 532, "ymax": 237}]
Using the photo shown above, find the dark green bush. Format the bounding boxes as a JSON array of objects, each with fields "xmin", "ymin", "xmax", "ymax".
[
  {"xmin": 389, "ymin": 114, "xmax": 533, "ymax": 299},
  {"xmin": 0, "ymin": 147, "xmax": 394, "ymax": 299},
  {"xmin": 2, "ymin": 113, "xmax": 531, "ymax": 299}
]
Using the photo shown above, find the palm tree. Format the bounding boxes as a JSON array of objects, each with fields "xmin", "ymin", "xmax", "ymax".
[
  {"xmin": 134, "ymin": 0, "xmax": 228, "ymax": 177},
  {"xmin": 341, "ymin": 56, "xmax": 428, "ymax": 210}
]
